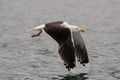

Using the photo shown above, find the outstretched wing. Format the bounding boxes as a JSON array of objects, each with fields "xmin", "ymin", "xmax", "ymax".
[
  {"xmin": 58, "ymin": 32, "xmax": 76, "ymax": 71},
  {"xmin": 44, "ymin": 21, "xmax": 76, "ymax": 71},
  {"xmin": 72, "ymin": 32, "xmax": 89, "ymax": 65}
]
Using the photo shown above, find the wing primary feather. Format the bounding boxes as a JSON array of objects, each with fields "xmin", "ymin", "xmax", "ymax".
[
  {"xmin": 72, "ymin": 32, "xmax": 89, "ymax": 65},
  {"xmin": 58, "ymin": 34, "xmax": 76, "ymax": 71}
]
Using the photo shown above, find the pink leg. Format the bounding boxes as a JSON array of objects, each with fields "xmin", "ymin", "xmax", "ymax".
[{"xmin": 31, "ymin": 31, "xmax": 42, "ymax": 37}]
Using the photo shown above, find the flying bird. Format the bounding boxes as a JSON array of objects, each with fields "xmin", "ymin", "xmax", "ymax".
[{"xmin": 30, "ymin": 21, "xmax": 89, "ymax": 71}]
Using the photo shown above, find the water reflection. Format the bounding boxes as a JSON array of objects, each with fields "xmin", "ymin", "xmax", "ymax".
[
  {"xmin": 57, "ymin": 73, "xmax": 88, "ymax": 80},
  {"xmin": 109, "ymin": 70, "xmax": 120, "ymax": 79}
]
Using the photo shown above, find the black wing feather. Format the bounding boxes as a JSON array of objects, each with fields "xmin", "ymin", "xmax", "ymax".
[{"xmin": 58, "ymin": 34, "xmax": 75, "ymax": 70}]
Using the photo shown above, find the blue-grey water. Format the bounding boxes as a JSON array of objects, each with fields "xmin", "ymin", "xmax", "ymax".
[{"xmin": 0, "ymin": 0, "xmax": 120, "ymax": 80}]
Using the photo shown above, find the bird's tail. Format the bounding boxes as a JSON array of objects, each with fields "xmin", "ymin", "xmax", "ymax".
[{"xmin": 26, "ymin": 24, "xmax": 45, "ymax": 32}]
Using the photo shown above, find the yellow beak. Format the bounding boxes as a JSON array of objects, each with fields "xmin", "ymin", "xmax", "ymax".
[{"xmin": 79, "ymin": 29, "xmax": 85, "ymax": 32}]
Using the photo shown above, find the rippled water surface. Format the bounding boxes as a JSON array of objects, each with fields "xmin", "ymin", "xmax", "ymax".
[{"xmin": 0, "ymin": 0, "xmax": 120, "ymax": 80}]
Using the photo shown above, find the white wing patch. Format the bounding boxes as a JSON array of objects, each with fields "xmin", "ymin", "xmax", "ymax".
[
  {"xmin": 61, "ymin": 22, "xmax": 80, "ymax": 32},
  {"xmin": 70, "ymin": 29, "xmax": 75, "ymax": 48},
  {"xmin": 60, "ymin": 22, "xmax": 71, "ymax": 29}
]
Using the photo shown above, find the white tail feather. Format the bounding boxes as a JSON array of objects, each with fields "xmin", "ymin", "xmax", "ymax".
[
  {"xmin": 26, "ymin": 24, "xmax": 45, "ymax": 32},
  {"xmin": 34, "ymin": 24, "xmax": 45, "ymax": 30}
]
